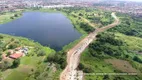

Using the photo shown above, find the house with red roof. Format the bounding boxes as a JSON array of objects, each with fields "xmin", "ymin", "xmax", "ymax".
[{"xmin": 9, "ymin": 53, "xmax": 23, "ymax": 59}]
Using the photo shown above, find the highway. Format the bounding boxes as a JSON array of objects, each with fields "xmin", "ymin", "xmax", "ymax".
[{"xmin": 60, "ymin": 12, "xmax": 120, "ymax": 80}]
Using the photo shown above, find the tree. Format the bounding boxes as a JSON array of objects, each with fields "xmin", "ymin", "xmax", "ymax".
[
  {"xmin": 0, "ymin": 55, "xmax": 2, "ymax": 61},
  {"xmin": 14, "ymin": 14, "xmax": 18, "ymax": 17},
  {"xmin": 133, "ymin": 56, "xmax": 142, "ymax": 63},
  {"xmin": 37, "ymin": 50, "xmax": 46, "ymax": 56},
  {"xmin": 125, "ymin": 54, "xmax": 129, "ymax": 58},
  {"xmin": 79, "ymin": 13, "xmax": 83, "ymax": 16},
  {"xmin": 11, "ymin": 38, "xmax": 15, "ymax": 42},
  {"xmin": 83, "ymin": 66, "xmax": 93, "ymax": 73},
  {"xmin": 12, "ymin": 59, "xmax": 20, "ymax": 68},
  {"xmin": 113, "ymin": 76, "xmax": 125, "ymax": 80},
  {"xmin": 103, "ymin": 75, "xmax": 109, "ymax": 80},
  {"xmin": 1, "ymin": 60, "xmax": 13, "ymax": 70},
  {"xmin": 60, "ymin": 60, "xmax": 66, "ymax": 69},
  {"xmin": 6, "ymin": 52, "xmax": 11, "ymax": 57},
  {"xmin": 34, "ymin": 70, "xmax": 40, "ymax": 79},
  {"xmin": 8, "ymin": 43, "xmax": 18, "ymax": 49},
  {"xmin": 10, "ymin": 17, "xmax": 14, "ymax": 19},
  {"xmin": 44, "ymin": 52, "xmax": 66, "ymax": 69},
  {"xmin": 78, "ymin": 63, "xmax": 84, "ymax": 70},
  {"xmin": 88, "ymin": 33, "xmax": 124, "ymax": 57},
  {"xmin": 80, "ymin": 22, "xmax": 95, "ymax": 33},
  {"xmin": 0, "ymin": 35, "xmax": 3, "ymax": 39},
  {"xmin": 44, "ymin": 53, "xmax": 56, "ymax": 62}
]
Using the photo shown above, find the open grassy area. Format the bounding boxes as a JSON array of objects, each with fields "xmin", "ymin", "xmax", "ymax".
[
  {"xmin": 20, "ymin": 56, "xmax": 43, "ymax": 66},
  {"xmin": 5, "ymin": 70, "xmax": 28, "ymax": 80},
  {"xmin": 0, "ymin": 11, "xmax": 22, "ymax": 24},
  {"xmin": 115, "ymin": 33, "xmax": 142, "ymax": 51},
  {"xmin": 80, "ymin": 49, "xmax": 116, "ymax": 73}
]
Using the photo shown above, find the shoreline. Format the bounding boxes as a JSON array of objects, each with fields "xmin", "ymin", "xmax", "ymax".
[{"xmin": 0, "ymin": 33, "xmax": 55, "ymax": 52}]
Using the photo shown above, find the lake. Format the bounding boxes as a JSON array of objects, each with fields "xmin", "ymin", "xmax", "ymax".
[{"xmin": 0, "ymin": 12, "xmax": 82, "ymax": 51}]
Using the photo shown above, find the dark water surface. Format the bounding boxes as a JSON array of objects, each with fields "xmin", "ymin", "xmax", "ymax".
[{"xmin": 0, "ymin": 12, "xmax": 82, "ymax": 51}]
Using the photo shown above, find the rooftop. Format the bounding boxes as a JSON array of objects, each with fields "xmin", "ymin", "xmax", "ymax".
[{"xmin": 9, "ymin": 53, "xmax": 23, "ymax": 59}]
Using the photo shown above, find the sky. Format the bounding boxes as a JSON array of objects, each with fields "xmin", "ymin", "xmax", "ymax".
[{"xmin": 118, "ymin": 0, "xmax": 142, "ymax": 2}]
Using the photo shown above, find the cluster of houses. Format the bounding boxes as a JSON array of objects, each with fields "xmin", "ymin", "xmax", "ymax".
[{"xmin": 8, "ymin": 46, "xmax": 29, "ymax": 59}]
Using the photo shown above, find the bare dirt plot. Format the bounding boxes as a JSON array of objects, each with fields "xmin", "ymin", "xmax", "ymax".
[{"xmin": 105, "ymin": 59, "xmax": 138, "ymax": 73}]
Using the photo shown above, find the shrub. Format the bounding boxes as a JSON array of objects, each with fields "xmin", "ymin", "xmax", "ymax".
[
  {"xmin": 6, "ymin": 52, "xmax": 11, "ymax": 57},
  {"xmin": 133, "ymin": 56, "xmax": 142, "ymax": 63},
  {"xmin": 0, "ymin": 56, "xmax": 2, "ymax": 61},
  {"xmin": 37, "ymin": 50, "xmax": 46, "ymax": 56},
  {"xmin": 88, "ymin": 33, "xmax": 124, "ymax": 57},
  {"xmin": 10, "ymin": 17, "xmax": 14, "ymax": 19},
  {"xmin": 0, "ymin": 35, "xmax": 3, "ymax": 39},
  {"xmin": 0, "ymin": 60, "xmax": 13, "ymax": 70},
  {"xmin": 12, "ymin": 59, "xmax": 20, "ymax": 68},
  {"xmin": 44, "ymin": 52, "xmax": 66, "ymax": 69},
  {"xmin": 8, "ymin": 43, "xmax": 18, "ymax": 49},
  {"xmin": 14, "ymin": 14, "xmax": 18, "ymax": 17},
  {"xmin": 83, "ymin": 66, "xmax": 93, "ymax": 73},
  {"xmin": 80, "ymin": 22, "xmax": 95, "ymax": 33}
]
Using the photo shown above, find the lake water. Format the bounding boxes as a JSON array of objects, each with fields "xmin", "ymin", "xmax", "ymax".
[{"xmin": 0, "ymin": 12, "xmax": 82, "ymax": 51}]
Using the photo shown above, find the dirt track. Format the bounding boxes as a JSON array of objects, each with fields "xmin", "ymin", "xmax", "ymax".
[{"xmin": 60, "ymin": 12, "xmax": 120, "ymax": 80}]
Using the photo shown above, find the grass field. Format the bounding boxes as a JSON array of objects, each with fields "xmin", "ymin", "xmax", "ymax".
[
  {"xmin": 5, "ymin": 70, "xmax": 28, "ymax": 80},
  {"xmin": 80, "ymin": 49, "xmax": 115, "ymax": 73},
  {"xmin": 20, "ymin": 56, "xmax": 42, "ymax": 66},
  {"xmin": 0, "ymin": 13, "xmax": 15, "ymax": 24},
  {"xmin": 0, "ymin": 12, "xmax": 22, "ymax": 24},
  {"xmin": 2, "ymin": 65, "xmax": 33, "ymax": 80},
  {"xmin": 115, "ymin": 33, "xmax": 142, "ymax": 51}
]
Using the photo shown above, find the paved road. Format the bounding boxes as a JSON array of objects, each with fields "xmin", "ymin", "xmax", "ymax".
[{"xmin": 60, "ymin": 12, "xmax": 120, "ymax": 80}]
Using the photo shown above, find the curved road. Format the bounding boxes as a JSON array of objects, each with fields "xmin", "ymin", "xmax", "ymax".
[{"xmin": 60, "ymin": 12, "xmax": 120, "ymax": 80}]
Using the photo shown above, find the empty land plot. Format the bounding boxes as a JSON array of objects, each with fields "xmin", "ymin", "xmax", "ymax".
[{"xmin": 105, "ymin": 59, "xmax": 138, "ymax": 73}]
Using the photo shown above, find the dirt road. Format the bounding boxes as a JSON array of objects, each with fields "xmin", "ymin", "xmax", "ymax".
[{"xmin": 60, "ymin": 12, "xmax": 120, "ymax": 80}]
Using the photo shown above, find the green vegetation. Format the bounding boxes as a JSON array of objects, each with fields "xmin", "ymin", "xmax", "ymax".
[
  {"xmin": 0, "ymin": 34, "xmax": 55, "ymax": 80},
  {"xmin": 0, "ymin": 11, "xmax": 22, "ymax": 24},
  {"xmin": 89, "ymin": 32, "xmax": 124, "ymax": 57},
  {"xmin": 79, "ymin": 22, "xmax": 95, "ymax": 33},
  {"xmin": 44, "ymin": 52, "xmax": 66, "ymax": 69},
  {"xmin": 62, "ymin": 8, "xmax": 142, "ymax": 80},
  {"xmin": 109, "ymin": 13, "xmax": 142, "ymax": 37},
  {"xmin": 58, "ymin": 7, "xmax": 114, "ymax": 33},
  {"xmin": 80, "ymin": 32, "xmax": 142, "ymax": 80},
  {"xmin": 57, "ymin": 7, "xmax": 142, "ymax": 80},
  {"xmin": 25, "ymin": 8, "xmax": 58, "ymax": 13},
  {"xmin": 31, "ymin": 7, "xmax": 113, "ymax": 80},
  {"xmin": 1, "ymin": 7, "xmax": 142, "ymax": 80}
]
